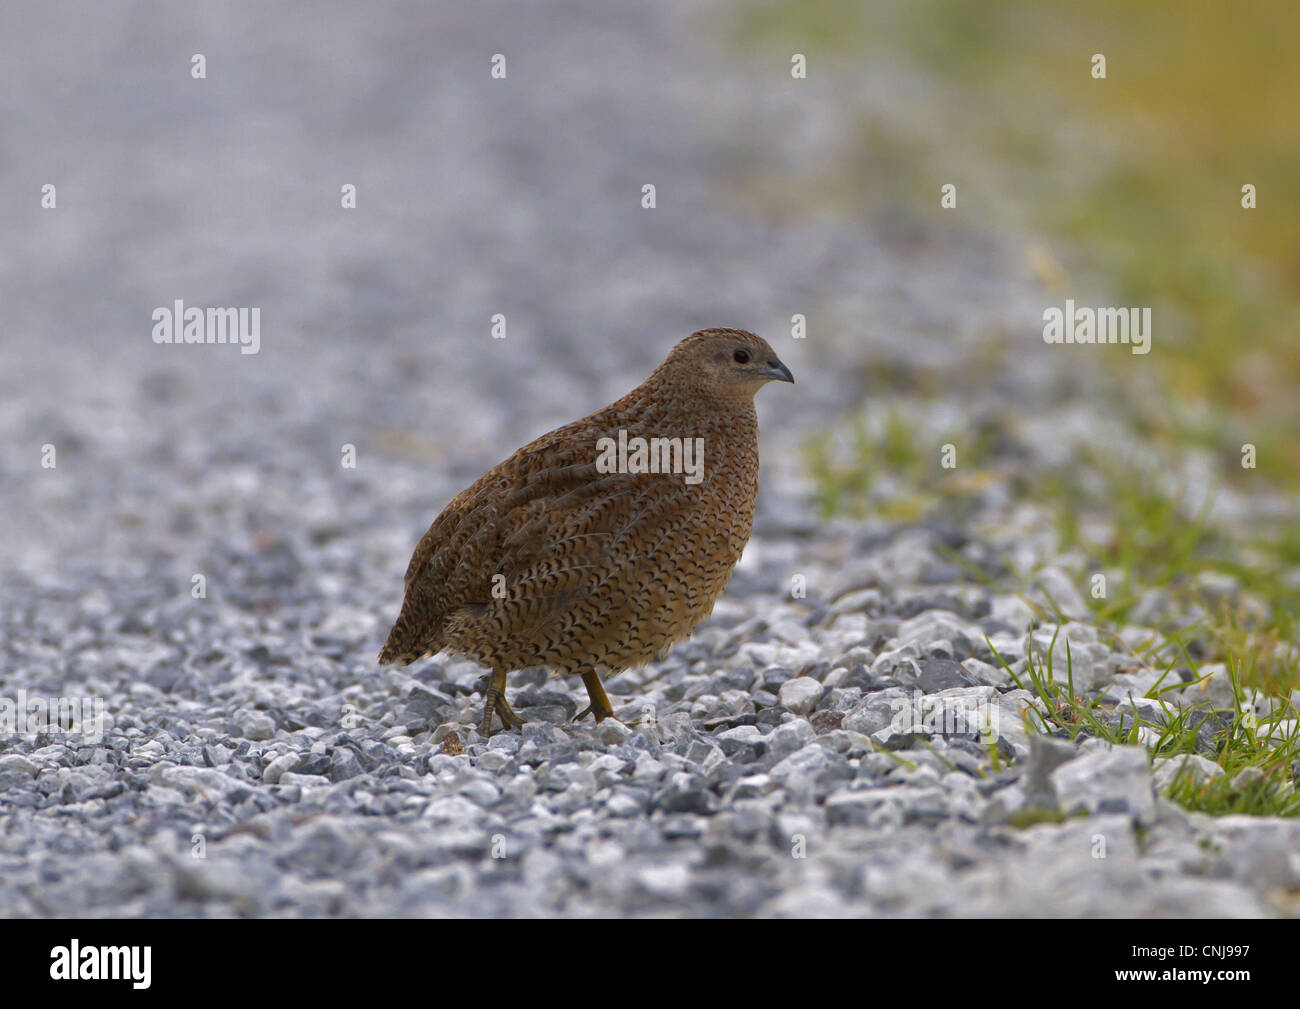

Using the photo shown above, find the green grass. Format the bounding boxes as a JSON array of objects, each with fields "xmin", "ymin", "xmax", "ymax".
[
  {"xmin": 986, "ymin": 625, "xmax": 1300, "ymax": 816},
  {"xmin": 807, "ymin": 412, "xmax": 925, "ymax": 520},
  {"xmin": 807, "ymin": 409, "xmax": 1298, "ymax": 698},
  {"xmin": 1034, "ymin": 448, "xmax": 1299, "ymax": 697},
  {"xmin": 1006, "ymin": 807, "xmax": 1080, "ymax": 829},
  {"xmin": 807, "ymin": 409, "xmax": 998, "ymax": 521},
  {"xmin": 805, "ymin": 402, "xmax": 1299, "ymax": 815}
]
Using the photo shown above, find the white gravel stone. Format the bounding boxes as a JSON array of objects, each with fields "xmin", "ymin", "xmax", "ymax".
[
  {"xmin": 1051, "ymin": 746, "xmax": 1155, "ymax": 820},
  {"xmin": 0, "ymin": 755, "xmax": 40, "ymax": 778},
  {"xmin": 778, "ymin": 677, "xmax": 824, "ymax": 715},
  {"xmin": 1152, "ymin": 754, "xmax": 1224, "ymax": 791},
  {"xmin": 261, "ymin": 752, "xmax": 300, "ymax": 784}
]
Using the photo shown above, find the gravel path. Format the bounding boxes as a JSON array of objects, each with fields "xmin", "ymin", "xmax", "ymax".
[{"xmin": 2, "ymin": 0, "xmax": 1296, "ymax": 917}]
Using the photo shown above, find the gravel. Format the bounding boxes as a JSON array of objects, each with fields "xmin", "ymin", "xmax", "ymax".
[{"xmin": 3, "ymin": 512, "xmax": 1295, "ymax": 917}]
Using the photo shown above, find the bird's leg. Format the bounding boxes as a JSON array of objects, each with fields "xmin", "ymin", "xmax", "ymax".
[
  {"xmin": 494, "ymin": 691, "xmax": 525, "ymax": 730},
  {"xmin": 480, "ymin": 668, "xmax": 508, "ymax": 738},
  {"xmin": 573, "ymin": 671, "xmax": 615, "ymax": 723}
]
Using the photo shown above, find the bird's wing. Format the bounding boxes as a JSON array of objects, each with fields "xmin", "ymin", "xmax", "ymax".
[{"xmin": 381, "ymin": 413, "xmax": 632, "ymax": 661}]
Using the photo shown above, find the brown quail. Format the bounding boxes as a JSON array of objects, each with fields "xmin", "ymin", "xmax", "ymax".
[{"xmin": 378, "ymin": 328, "xmax": 794, "ymax": 735}]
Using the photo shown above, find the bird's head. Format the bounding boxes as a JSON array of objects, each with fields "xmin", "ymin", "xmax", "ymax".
[{"xmin": 661, "ymin": 328, "xmax": 795, "ymax": 398}]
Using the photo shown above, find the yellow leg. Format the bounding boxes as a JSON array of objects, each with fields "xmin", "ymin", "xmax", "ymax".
[
  {"xmin": 573, "ymin": 671, "xmax": 615, "ymax": 723},
  {"xmin": 494, "ymin": 691, "xmax": 525, "ymax": 730},
  {"xmin": 480, "ymin": 668, "xmax": 508, "ymax": 737}
]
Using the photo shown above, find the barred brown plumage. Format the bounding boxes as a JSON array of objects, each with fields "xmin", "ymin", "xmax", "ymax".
[{"xmin": 378, "ymin": 328, "xmax": 794, "ymax": 735}]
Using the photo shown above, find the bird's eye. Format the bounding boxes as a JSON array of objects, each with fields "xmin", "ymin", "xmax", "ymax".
[{"xmin": 733, "ymin": 349, "xmax": 751, "ymax": 364}]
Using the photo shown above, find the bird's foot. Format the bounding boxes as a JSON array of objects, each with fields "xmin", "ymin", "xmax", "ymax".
[
  {"xmin": 479, "ymin": 669, "xmax": 524, "ymax": 738},
  {"xmin": 572, "ymin": 702, "xmax": 617, "ymax": 724},
  {"xmin": 574, "ymin": 671, "xmax": 616, "ymax": 724},
  {"xmin": 494, "ymin": 693, "xmax": 525, "ymax": 731}
]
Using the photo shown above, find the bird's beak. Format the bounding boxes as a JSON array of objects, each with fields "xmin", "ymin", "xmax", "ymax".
[{"xmin": 756, "ymin": 359, "xmax": 795, "ymax": 384}]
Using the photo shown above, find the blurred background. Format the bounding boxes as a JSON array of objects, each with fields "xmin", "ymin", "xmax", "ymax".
[{"xmin": 1, "ymin": 0, "xmax": 1296, "ymax": 695}]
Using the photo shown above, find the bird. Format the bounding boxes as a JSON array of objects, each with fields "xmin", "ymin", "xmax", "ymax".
[{"xmin": 378, "ymin": 327, "xmax": 794, "ymax": 736}]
